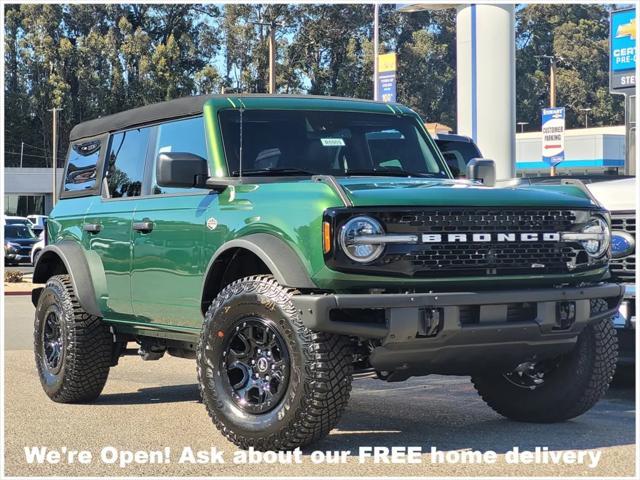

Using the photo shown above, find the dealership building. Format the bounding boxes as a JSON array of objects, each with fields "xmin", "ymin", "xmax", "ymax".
[{"xmin": 4, "ymin": 167, "xmax": 64, "ymax": 217}]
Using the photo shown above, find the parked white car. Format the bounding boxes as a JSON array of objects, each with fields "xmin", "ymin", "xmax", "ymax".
[
  {"xmin": 31, "ymin": 237, "xmax": 45, "ymax": 266},
  {"xmin": 587, "ymin": 177, "xmax": 636, "ymax": 365}
]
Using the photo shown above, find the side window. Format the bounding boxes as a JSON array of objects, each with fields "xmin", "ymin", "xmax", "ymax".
[
  {"xmin": 151, "ymin": 116, "xmax": 209, "ymax": 194},
  {"xmin": 105, "ymin": 128, "xmax": 150, "ymax": 198},
  {"xmin": 64, "ymin": 139, "xmax": 101, "ymax": 192}
]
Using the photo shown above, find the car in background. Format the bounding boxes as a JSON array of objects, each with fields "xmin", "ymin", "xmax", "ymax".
[
  {"xmin": 27, "ymin": 215, "xmax": 47, "ymax": 233},
  {"xmin": 587, "ymin": 177, "xmax": 636, "ymax": 366},
  {"xmin": 4, "ymin": 215, "xmax": 31, "ymax": 226},
  {"xmin": 30, "ymin": 237, "xmax": 45, "ymax": 266},
  {"xmin": 433, "ymin": 133, "xmax": 483, "ymax": 177},
  {"xmin": 4, "ymin": 223, "xmax": 39, "ymax": 265}
]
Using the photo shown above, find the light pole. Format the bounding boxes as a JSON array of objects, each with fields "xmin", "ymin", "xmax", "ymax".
[
  {"xmin": 517, "ymin": 122, "xmax": 529, "ymax": 133},
  {"xmin": 579, "ymin": 108, "xmax": 592, "ymax": 128},
  {"xmin": 373, "ymin": 3, "xmax": 379, "ymax": 101},
  {"xmin": 48, "ymin": 107, "xmax": 62, "ymax": 207}
]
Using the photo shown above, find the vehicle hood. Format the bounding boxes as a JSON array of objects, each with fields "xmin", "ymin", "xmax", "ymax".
[
  {"xmin": 336, "ymin": 177, "xmax": 599, "ymax": 209},
  {"xmin": 586, "ymin": 178, "xmax": 637, "ymax": 212},
  {"xmin": 4, "ymin": 236, "xmax": 38, "ymax": 246}
]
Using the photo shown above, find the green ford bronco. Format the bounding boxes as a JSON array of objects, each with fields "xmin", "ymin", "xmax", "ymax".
[{"xmin": 33, "ymin": 95, "xmax": 623, "ymax": 450}]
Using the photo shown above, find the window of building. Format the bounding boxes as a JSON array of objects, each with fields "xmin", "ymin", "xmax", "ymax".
[
  {"xmin": 105, "ymin": 128, "xmax": 151, "ymax": 198},
  {"xmin": 4, "ymin": 195, "xmax": 45, "ymax": 217},
  {"xmin": 151, "ymin": 117, "xmax": 209, "ymax": 195},
  {"xmin": 64, "ymin": 139, "xmax": 102, "ymax": 192}
]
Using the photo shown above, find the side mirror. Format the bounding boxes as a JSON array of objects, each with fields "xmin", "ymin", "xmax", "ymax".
[
  {"xmin": 466, "ymin": 158, "xmax": 496, "ymax": 187},
  {"xmin": 156, "ymin": 152, "xmax": 208, "ymax": 188}
]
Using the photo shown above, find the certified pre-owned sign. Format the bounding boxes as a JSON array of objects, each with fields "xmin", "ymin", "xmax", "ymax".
[
  {"xmin": 610, "ymin": 8, "xmax": 636, "ymax": 92},
  {"xmin": 541, "ymin": 107, "xmax": 565, "ymax": 166}
]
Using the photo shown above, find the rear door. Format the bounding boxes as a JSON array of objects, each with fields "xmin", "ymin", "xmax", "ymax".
[
  {"xmin": 82, "ymin": 127, "xmax": 151, "ymax": 320},
  {"xmin": 130, "ymin": 117, "xmax": 214, "ymax": 329}
]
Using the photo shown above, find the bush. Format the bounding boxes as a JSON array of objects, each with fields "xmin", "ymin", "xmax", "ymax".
[{"xmin": 5, "ymin": 270, "xmax": 24, "ymax": 283}]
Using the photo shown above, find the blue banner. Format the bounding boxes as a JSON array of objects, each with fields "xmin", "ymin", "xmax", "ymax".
[{"xmin": 378, "ymin": 72, "xmax": 396, "ymax": 103}]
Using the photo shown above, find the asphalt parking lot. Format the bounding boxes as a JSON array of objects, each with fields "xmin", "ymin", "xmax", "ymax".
[{"xmin": 3, "ymin": 295, "xmax": 636, "ymax": 477}]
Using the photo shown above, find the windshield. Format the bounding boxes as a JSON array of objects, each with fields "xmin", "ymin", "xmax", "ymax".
[
  {"xmin": 219, "ymin": 110, "xmax": 449, "ymax": 178},
  {"xmin": 5, "ymin": 225, "xmax": 37, "ymax": 239}
]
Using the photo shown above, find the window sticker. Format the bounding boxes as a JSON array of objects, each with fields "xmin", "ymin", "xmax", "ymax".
[{"xmin": 320, "ymin": 138, "xmax": 346, "ymax": 147}]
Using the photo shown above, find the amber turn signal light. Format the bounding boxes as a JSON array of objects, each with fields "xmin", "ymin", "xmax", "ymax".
[{"xmin": 323, "ymin": 221, "xmax": 332, "ymax": 253}]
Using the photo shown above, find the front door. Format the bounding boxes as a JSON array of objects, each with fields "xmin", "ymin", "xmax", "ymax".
[{"xmin": 130, "ymin": 116, "xmax": 215, "ymax": 329}]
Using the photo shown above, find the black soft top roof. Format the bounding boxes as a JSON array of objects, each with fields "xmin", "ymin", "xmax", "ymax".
[
  {"xmin": 69, "ymin": 94, "xmax": 214, "ymax": 142},
  {"xmin": 68, "ymin": 94, "xmax": 384, "ymax": 142}
]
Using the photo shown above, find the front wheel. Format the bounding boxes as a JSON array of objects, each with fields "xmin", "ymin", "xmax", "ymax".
[
  {"xmin": 472, "ymin": 299, "xmax": 618, "ymax": 422},
  {"xmin": 197, "ymin": 275, "xmax": 353, "ymax": 451}
]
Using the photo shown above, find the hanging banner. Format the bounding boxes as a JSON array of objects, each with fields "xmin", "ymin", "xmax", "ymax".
[
  {"xmin": 377, "ymin": 52, "xmax": 397, "ymax": 103},
  {"xmin": 541, "ymin": 107, "xmax": 565, "ymax": 166}
]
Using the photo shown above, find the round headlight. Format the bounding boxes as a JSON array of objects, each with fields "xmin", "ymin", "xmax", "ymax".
[
  {"xmin": 339, "ymin": 216, "xmax": 384, "ymax": 263},
  {"xmin": 581, "ymin": 216, "xmax": 610, "ymax": 258}
]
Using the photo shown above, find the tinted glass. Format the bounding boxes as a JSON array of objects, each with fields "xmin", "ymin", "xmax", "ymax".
[
  {"xmin": 435, "ymin": 139, "xmax": 481, "ymax": 164},
  {"xmin": 5, "ymin": 225, "xmax": 37, "ymax": 239},
  {"xmin": 151, "ymin": 117, "xmax": 209, "ymax": 194},
  {"xmin": 105, "ymin": 128, "xmax": 150, "ymax": 198},
  {"xmin": 219, "ymin": 110, "xmax": 448, "ymax": 178},
  {"xmin": 64, "ymin": 140, "xmax": 101, "ymax": 191}
]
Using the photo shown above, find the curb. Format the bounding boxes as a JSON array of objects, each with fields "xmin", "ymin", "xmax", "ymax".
[{"xmin": 4, "ymin": 291, "xmax": 32, "ymax": 296}]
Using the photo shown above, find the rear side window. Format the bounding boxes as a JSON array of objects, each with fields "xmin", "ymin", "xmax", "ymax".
[
  {"xmin": 151, "ymin": 116, "xmax": 209, "ymax": 195},
  {"xmin": 105, "ymin": 128, "xmax": 151, "ymax": 198},
  {"xmin": 64, "ymin": 139, "xmax": 101, "ymax": 192}
]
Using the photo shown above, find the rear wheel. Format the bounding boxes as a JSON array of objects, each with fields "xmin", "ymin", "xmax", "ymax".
[
  {"xmin": 197, "ymin": 275, "xmax": 354, "ymax": 450},
  {"xmin": 34, "ymin": 275, "xmax": 114, "ymax": 403},
  {"xmin": 472, "ymin": 299, "xmax": 618, "ymax": 422}
]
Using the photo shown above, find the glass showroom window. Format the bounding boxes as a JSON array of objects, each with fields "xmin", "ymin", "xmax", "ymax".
[{"xmin": 4, "ymin": 194, "xmax": 45, "ymax": 217}]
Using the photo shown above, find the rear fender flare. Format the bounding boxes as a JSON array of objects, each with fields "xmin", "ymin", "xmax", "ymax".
[{"xmin": 32, "ymin": 241, "xmax": 106, "ymax": 317}]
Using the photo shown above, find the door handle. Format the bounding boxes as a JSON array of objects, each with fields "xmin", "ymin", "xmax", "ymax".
[
  {"xmin": 133, "ymin": 221, "xmax": 154, "ymax": 233},
  {"xmin": 83, "ymin": 223, "xmax": 102, "ymax": 234}
]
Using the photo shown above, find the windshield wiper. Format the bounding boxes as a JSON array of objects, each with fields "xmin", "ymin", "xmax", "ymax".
[
  {"xmin": 231, "ymin": 168, "xmax": 315, "ymax": 176},
  {"xmin": 343, "ymin": 169, "xmax": 436, "ymax": 178}
]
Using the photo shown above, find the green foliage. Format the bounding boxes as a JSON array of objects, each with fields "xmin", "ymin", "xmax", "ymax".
[{"xmin": 4, "ymin": 4, "xmax": 623, "ymax": 168}]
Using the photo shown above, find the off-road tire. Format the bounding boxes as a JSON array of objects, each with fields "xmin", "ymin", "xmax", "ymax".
[
  {"xmin": 471, "ymin": 298, "xmax": 618, "ymax": 422},
  {"xmin": 34, "ymin": 274, "xmax": 113, "ymax": 402},
  {"xmin": 197, "ymin": 275, "xmax": 354, "ymax": 451}
]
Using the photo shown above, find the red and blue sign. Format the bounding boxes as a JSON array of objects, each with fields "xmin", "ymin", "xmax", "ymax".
[{"xmin": 541, "ymin": 107, "xmax": 565, "ymax": 166}]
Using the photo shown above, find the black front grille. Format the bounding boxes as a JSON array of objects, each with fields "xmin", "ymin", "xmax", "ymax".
[
  {"xmin": 326, "ymin": 207, "xmax": 605, "ymax": 278},
  {"xmin": 610, "ymin": 211, "xmax": 635, "ymax": 282},
  {"xmin": 405, "ymin": 242, "xmax": 581, "ymax": 275}
]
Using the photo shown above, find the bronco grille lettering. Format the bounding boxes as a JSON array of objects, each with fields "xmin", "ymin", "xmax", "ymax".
[{"xmin": 421, "ymin": 232, "xmax": 561, "ymax": 243}]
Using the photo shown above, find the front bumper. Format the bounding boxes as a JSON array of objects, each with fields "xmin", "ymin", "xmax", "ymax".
[
  {"xmin": 613, "ymin": 283, "xmax": 635, "ymax": 365},
  {"xmin": 4, "ymin": 253, "xmax": 30, "ymax": 263},
  {"xmin": 293, "ymin": 283, "xmax": 624, "ymax": 375}
]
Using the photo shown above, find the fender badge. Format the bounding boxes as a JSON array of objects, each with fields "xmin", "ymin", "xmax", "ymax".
[{"xmin": 206, "ymin": 218, "xmax": 218, "ymax": 231}]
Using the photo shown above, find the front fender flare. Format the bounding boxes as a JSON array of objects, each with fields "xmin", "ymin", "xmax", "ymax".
[
  {"xmin": 205, "ymin": 233, "xmax": 316, "ymax": 291},
  {"xmin": 33, "ymin": 241, "xmax": 106, "ymax": 317}
]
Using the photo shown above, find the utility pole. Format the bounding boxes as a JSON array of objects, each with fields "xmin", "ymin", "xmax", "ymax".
[
  {"xmin": 48, "ymin": 107, "xmax": 62, "ymax": 207},
  {"xmin": 537, "ymin": 54, "xmax": 561, "ymax": 176},
  {"xmin": 252, "ymin": 19, "xmax": 280, "ymax": 94},
  {"xmin": 373, "ymin": 3, "xmax": 379, "ymax": 101},
  {"xmin": 20, "ymin": 141, "xmax": 24, "ymax": 168},
  {"xmin": 549, "ymin": 57, "xmax": 557, "ymax": 176},
  {"xmin": 268, "ymin": 22, "xmax": 276, "ymax": 94}
]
